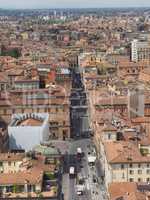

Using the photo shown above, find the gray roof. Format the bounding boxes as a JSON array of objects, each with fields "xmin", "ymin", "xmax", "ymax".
[{"xmin": 33, "ymin": 145, "xmax": 60, "ymax": 156}]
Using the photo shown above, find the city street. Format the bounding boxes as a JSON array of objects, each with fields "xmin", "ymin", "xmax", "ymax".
[
  {"xmin": 62, "ymin": 64, "xmax": 107, "ymax": 200},
  {"xmin": 70, "ymin": 66, "xmax": 90, "ymax": 139},
  {"xmin": 61, "ymin": 139, "xmax": 107, "ymax": 200}
]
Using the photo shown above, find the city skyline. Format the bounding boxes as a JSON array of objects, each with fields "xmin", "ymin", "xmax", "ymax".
[{"xmin": 1, "ymin": 0, "xmax": 150, "ymax": 9}]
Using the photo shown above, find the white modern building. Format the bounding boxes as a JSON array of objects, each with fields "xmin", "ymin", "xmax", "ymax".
[
  {"xmin": 8, "ymin": 113, "xmax": 49, "ymax": 151},
  {"xmin": 131, "ymin": 39, "xmax": 138, "ymax": 62}
]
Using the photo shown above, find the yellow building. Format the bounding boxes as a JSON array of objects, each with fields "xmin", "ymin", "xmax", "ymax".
[{"xmin": 0, "ymin": 153, "xmax": 60, "ymax": 198}]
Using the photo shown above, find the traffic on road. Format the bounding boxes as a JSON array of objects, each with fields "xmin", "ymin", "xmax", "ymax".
[{"xmin": 62, "ymin": 139, "xmax": 107, "ymax": 200}]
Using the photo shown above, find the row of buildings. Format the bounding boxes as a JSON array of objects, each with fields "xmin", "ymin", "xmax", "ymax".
[
  {"xmin": 0, "ymin": 147, "xmax": 62, "ymax": 199},
  {"xmin": 80, "ymin": 49, "xmax": 150, "ymax": 199}
]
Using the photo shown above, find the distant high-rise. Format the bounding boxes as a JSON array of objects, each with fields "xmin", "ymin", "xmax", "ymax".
[
  {"xmin": 131, "ymin": 39, "xmax": 150, "ymax": 62},
  {"xmin": 54, "ymin": 10, "xmax": 57, "ymax": 17}
]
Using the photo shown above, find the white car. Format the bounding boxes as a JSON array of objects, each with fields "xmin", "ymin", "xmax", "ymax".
[{"xmin": 77, "ymin": 190, "xmax": 83, "ymax": 196}]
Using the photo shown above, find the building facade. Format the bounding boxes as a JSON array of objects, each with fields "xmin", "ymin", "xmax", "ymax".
[{"xmin": 131, "ymin": 39, "xmax": 150, "ymax": 62}]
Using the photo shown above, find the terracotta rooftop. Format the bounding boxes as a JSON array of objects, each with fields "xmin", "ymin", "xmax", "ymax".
[
  {"xmin": 118, "ymin": 60, "xmax": 149, "ymax": 68},
  {"xmin": 0, "ymin": 170, "xmax": 43, "ymax": 185},
  {"xmin": 17, "ymin": 118, "xmax": 43, "ymax": 127},
  {"xmin": 96, "ymin": 96, "xmax": 128, "ymax": 106},
  {"xmin": 0, "ymin": 154, "xmax": 57, "ymax": 185},
  {"xmin": 104, "ymin": 141, "xmax": 150, "ymax": 164},
  {"xmin": 140, "ymin": 68, "xmax": 150, "ymax": 75},
  {"xmin": 14, "ymin": 75, "xmax": 39, "ymax": 83},
  {"xmin": 102, "ymin": 124, "xmax": 117, "ymax": 132},
  {"xmin": 0, "ymin": 153, "xmax": 25, "ymax": 162},
  {"xmin": 6, "ymin": 68, "xmax": 24, "ymax": 76},
  {"xmin": 109, "ymin": 182, "xmax": 146, "ymax": 200}
]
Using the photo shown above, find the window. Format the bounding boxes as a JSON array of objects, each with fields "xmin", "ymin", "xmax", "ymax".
[
  {"xmin": 138, "ymin": 178, "xmax": 142, "ymax": 182},
  {"xmin": 129, "ymin": 164, "xmax": 133, "ymax": 168},
  {"xmin": 147, "ymin": 170, "xmax": 150, "ymax": 174},
  {"xmin": 63, "ymin": 130, "xmax": 68, "ymax": 140},
  {"xmin": 129, "ymin": 170, "xmax": 134, "ymax": 175},
  {"xmin": 147, "ymin": 164, "xmax": 150, "ymax": 168},
  {"xmin": 138, "ymin": 170, "xmax": 142, "ymax": 174},
  {"xmin": 121, "ymin": 164, "xmax": 124, "ymax": 169},
  {"xmin": 8, "ymin": 162, "xmax": 11, "ymax": 166},
  {"xmin": 147, "ymin": 178, "xmax": 150, "ymax": 182},
  {"xmin": 1, "ymin": 84, "xmax": 5, "ymax": 91},
  {"xmin": 6, "ymin": 186, "xmax": 13, "ymax": 193},
  {"xmin": 32, "ymin": 185, "xmax": 36, "ymax": 192},
  {"xmin": 0, "ymin": 162, "xmax": 3, "ymax": 167},
  {"xmin": 129, "ymin": 178, "xmax": 134, "ymax": 182},
  {"xmin": 108, "ymin": 133, "xmax": 111, "ymax": 140},
  {"xmin": 138, "ymin": 164, "xmax": 141, "ymax": 168},
  {"xmin": 27, "ymin": 185, "xmax": 32, "ymax": 192}
]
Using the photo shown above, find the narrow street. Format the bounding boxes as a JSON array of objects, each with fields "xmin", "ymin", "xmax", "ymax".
[
  {"xmin": 61, "ymin": 63, "xmax": 107, "ymax": 200},
  {"xmin": 70, "ymin": 65, "xmax": 90, "ymax": 139}
]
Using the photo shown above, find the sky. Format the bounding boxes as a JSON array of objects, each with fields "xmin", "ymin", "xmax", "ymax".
[{"xmin": 0, "ymin": 0, "xmax": 150, "ymax": 9}]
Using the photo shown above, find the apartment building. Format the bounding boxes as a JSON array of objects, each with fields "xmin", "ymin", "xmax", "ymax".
[
  {"xmin": 0, "ymin": 152, "xmax": 62, "ymax": 199},
  {"xmin": 131, "ymin": 39, "xmax": 150, "ymax": 62},
  {"xmin": 101, "ymin": 141, "xmax": 150, "ymax": 189}
]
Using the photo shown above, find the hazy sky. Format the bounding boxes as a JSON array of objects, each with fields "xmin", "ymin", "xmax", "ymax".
[{"xmin": 0, "ymin": 0, "xmax": 150, "ymax": 9}]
